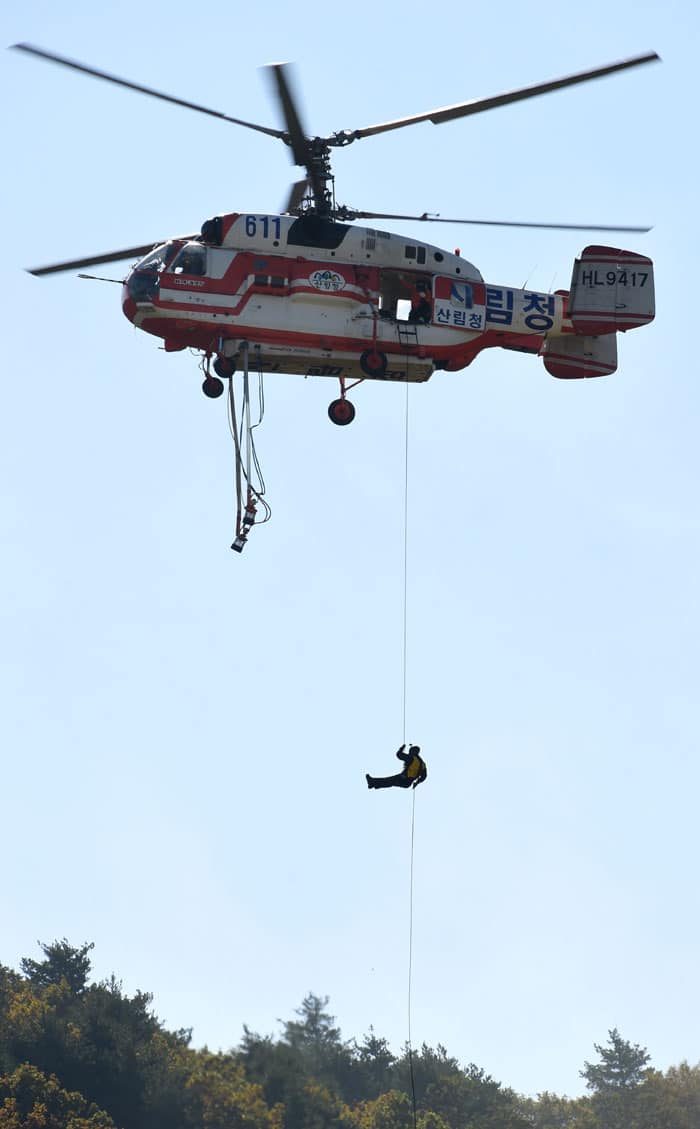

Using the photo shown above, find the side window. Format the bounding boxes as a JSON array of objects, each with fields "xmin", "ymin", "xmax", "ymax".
[{"xmin": 404, "ymin": 245, "xmax": 426, "ymax": 265}]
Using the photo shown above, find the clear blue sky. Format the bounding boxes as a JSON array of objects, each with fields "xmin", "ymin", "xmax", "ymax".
[{"xmin": 2, "ymin": 0, "xmax": 697, "ymax": 1100}]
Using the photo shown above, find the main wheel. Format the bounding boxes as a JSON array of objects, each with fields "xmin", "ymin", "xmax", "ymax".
[
  {"xmin": 202, "ymin": 376, "xmax": 225, "ymax": 399},
  {"xmin": 360, "ymin": 348, "xmax": 388, "ymax": 378},
  {"xmin": 213, "ymin": 356, "xmax": 236, "ymax": 379},
  {"xmin": 328, "ymin": 398, "xmax": 356, "ymax": 426}
]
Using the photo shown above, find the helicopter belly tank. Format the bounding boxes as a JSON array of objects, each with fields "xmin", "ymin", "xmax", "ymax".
[{"xmin": 217, "ymin": 338, "xmax": 434, "ymax": 383}]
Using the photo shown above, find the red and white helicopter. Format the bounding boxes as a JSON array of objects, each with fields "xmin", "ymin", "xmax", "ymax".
[{"xmin": 15, "ymin": 45, "xmax": 658, "ymax": 543}]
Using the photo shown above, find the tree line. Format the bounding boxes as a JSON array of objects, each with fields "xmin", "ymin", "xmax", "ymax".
[{"xmin": 0, "ymin": 940, "xmax": 698, "ymax": 1128}]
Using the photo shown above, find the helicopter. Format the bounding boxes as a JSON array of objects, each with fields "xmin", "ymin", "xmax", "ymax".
[{"xmin": 15, "ymin": 44, "xmax": 658, "ymax": 430}]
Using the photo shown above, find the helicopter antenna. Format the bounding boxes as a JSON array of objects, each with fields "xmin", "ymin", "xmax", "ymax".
[{"xmin": 77, "ymin": 274, "xmax": 124, "ymax": 284}]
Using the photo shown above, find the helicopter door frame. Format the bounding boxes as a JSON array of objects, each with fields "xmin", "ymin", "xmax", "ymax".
[{"xmin": 378, "ymin": 268, "xmax": 435, "ymax": 323}]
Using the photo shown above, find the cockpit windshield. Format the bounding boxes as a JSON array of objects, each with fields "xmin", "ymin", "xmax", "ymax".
[
  {"xmin": 171, "ymin": 244, "xmax": 207, "ymax": 276},
  {"xmin": 136, "ymin": 241, "xmax": 178, "ymax": 272}
]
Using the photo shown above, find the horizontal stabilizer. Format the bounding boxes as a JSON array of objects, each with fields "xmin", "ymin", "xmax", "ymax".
[
  {"xmin": 542, "ymin": 332, "xmax": 617, "ymax": 379},
  {"xmin": 568, "ymin": 245, "xmax": 655, "ymax": 335}
]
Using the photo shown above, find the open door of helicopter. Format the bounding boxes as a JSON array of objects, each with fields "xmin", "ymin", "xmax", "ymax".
[{"xmin": 377, "ymin": 270, "xmax": 434, "ymax": 325}]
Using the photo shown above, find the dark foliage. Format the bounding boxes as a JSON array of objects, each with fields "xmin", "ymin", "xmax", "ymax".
[{"xmin": 1, "ymin": 942, "xmax": 699, "ymax": 1129}]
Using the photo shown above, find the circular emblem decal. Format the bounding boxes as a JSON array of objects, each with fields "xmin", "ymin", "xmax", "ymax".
[{"xmin": 309, "ymin": 269, "xmax": 345, "ymax": 292}]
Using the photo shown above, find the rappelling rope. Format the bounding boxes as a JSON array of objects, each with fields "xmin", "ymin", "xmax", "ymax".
[
  {"xmin": 401, "ymin": 381, "xmax": 418, "ymax": 1129},
  {"xmin": 402, "ymin": 382, "xmax": 410, "ymax": 743},
  {"xmin": 228, "ymin": 370, "xmax": 243, "ymax": 537},
  {"xmin": 408, "ymin": 789, "xmax": 417, "ymax": 1129}
]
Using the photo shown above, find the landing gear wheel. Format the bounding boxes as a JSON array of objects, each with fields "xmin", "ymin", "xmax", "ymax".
[
  {"xmin": 360, "ymin": 348, "xmax": 388, "ymax": 378},
  {"xmin": 213, "ymin": 356, "xmax": 236, "ymax": 379},
  {"xmin": 202, "ymin": 376, "xmax": 225, "ymax": 399},
  {"xmin": 328, "ymin": 398, "xmax": 356, "ymax": 426}
]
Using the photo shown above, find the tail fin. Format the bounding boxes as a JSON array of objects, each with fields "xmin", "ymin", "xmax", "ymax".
[{"xmin": 567, "ymin": 245, "xmax": 655, "ymax": 335}]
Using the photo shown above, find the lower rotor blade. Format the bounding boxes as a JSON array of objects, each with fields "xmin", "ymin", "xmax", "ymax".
[
  {"xmin": 351, "ymin": 211, "xmax": 652, "ymax": 233},
  {"xmin": 28, "ymin": 243, "xmax": 159, "ymax": 277},
  {"xmin": 283, "ymin": 178, "xmax": 312, "ymax": 214}
]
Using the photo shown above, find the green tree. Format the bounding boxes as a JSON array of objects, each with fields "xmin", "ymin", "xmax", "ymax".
[
  {"xmin": 425, "ymin": 1068, "xmax": 527, "ymax": 1129},
  {"xmin": 2, "ymin": 942, "xmax": 194, "ymax": 1129},
  {"xmin": 635, "ymin": 1062, "xmax": 700, "ymax": 1129},
  {"xmin": 295, "ymin": 1081, "xmax": 355, "ymax": 1129},
  {"xmin": 242, "ymin": 994, "xmax": 362, "ymax": 1119},
  {"xmin": 239, "ymin": 1026, "xmax": 309, "ymax": 1124},
  {"xmin": 416, "ymin": 1115, "xmax": 451, "ymax": 1129},
  {"xmin": 349, "ymin": 1090, "xmax": 414, "ymax": 1129},
  {"xmin": 581, "ymin": 1029, "xmax": 651, "ymax": 1129},
  {"xmin": 184, "ymin": 1050, "xmax": 282, "ymax": 1129},
  {"xmin": 517, "ymin": 1090, "xmax": 598, "ymax": 1129},
  {"xmin": 0, "ymin": 1063, "xmax": 115, "ymax": 1129},
  {"xmin": 390, "ymin": 1043, "xmax": 460, "ymax": 1107},
  {"xmin": 281, "ymin": 995, "xmax": 345, "ymax": 1075},
  {"xmin": 352, "ymin": 1032, "xmax": 396, "ymax": 1101},
  {"xmin": 20, "ymin": 942, "xmax": 94, "ymax": 995}
]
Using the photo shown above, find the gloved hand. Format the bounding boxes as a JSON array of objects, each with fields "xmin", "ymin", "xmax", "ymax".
[{"xmin": 396, "ymin": 744, "xmax": 406, "ymax": 758}]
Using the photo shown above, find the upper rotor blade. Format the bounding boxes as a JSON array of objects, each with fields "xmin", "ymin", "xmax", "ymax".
[
  {"xmin": 351, "ymin": 211, "xmax": 652, "ymax": 233},
  {"xmin": 266, "ymin": 63, "xmax": 328, "ymax": 211},
  {"xmin": 352, "ymin": 52, "xmax": 660, "ymax": 140},
  {"xmin": 12, "ymin": 43, "xmax": 286, "ymax": 140},
  {"xmin": 266, "ymin": 63, "xmax": 310, "ymax": 166},
  {"xmin": 27, "ymin": 243, "xmax": 160, "ymax": 277}
]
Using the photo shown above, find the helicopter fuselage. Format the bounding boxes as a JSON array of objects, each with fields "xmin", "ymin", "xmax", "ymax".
[{"xmin": 122, "ymin": 212, "xmax": 572, "ymax": 383}]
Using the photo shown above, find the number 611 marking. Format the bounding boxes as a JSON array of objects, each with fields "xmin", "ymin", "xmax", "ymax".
[{"xmin": 245, "ymin": 215, "xmax": 282, "ymax": 239}]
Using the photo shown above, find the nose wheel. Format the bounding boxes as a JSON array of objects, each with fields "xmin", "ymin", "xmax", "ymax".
[
  {"xmin": 328, "ymin": 397, "xmax": 356, "ymax": 425},
  {"xmin": 328, "ymin": 373, "xmax": 363, "ymax": 425}
]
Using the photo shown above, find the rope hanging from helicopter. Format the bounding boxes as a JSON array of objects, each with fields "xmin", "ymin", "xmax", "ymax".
[{"xmin": 223, "ymin": 341, "xmax": 271, "ymax": 553}]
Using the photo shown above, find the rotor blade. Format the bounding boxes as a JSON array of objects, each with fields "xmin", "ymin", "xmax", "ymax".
[
  {"xmin": 350, "ymin": 211, "xmax": 652, "ymax": 233},
  {"xmin": 352, "ymin": 52, "xmax": 660, "ymax": 140},
  {"xmin": 265, "ymin": 63, "xmax": 310, "ymax": 165},
  {"xmin": 27, "ymin": 243, "xmax": 159, "ymax": 277},
  {"xmin": 283, "ymin": 178, "xmax": 312, "ymax": 214},
  {"xmin": 12, "ymin": 43, "xmax": 286, "ymax": 140},
  {"xmin": 266, "ymin": 63, "xmax": 329, "ymax": 211}
]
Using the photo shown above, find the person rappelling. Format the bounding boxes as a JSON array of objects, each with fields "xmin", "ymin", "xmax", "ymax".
[{"xmin": 366, "ymin": 744, "xmax": 427, "ymax": 790}]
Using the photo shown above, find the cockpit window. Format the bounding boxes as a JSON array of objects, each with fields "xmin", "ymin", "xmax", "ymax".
[
  {"xmin": 171, "ymin": 245, "xmax": 207, "ymax": 276},
  {"xmin": 137, "ymin": 241, "xmax": 178, "ymax": 272}
]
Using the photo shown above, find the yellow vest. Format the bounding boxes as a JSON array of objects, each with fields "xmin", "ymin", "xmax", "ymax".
[{"xmin": 405, "ymin": 754, "xmax": 425, "ymax": 780}]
